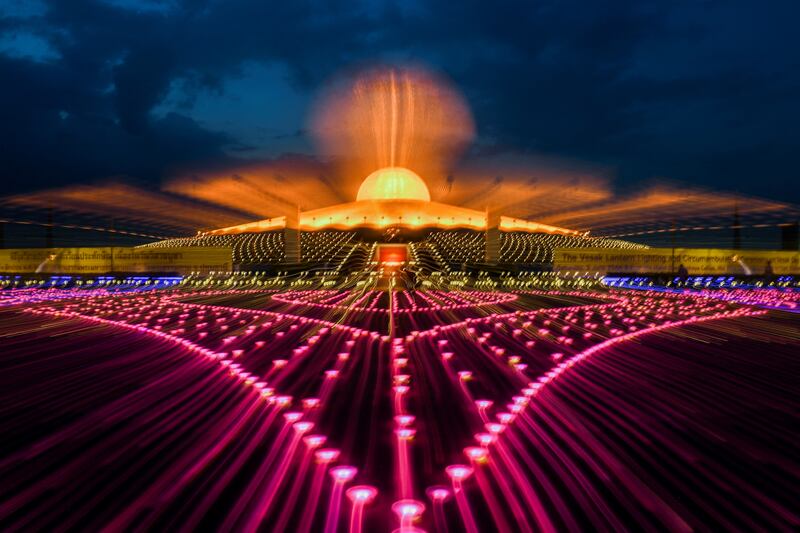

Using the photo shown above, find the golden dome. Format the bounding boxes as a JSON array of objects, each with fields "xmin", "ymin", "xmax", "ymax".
[{"xmin": 356, "ymin": 167, "xmax": 431, "ymax": 202}]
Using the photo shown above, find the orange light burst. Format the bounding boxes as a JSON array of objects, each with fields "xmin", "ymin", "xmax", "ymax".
[
  {"xmin": 310, "ymin": 65, "xmax": 475, "ymax": 192},
  {"xmin": 538, "ymin": 186, "xmax": 791, "ymax": 233},
  {"xmin": 165, "ymin": 155, "xmax": 347, "ymax": 216},
  {"xmin": 1, "ymin": 182, "xmax": 252, "ymax": 234}
]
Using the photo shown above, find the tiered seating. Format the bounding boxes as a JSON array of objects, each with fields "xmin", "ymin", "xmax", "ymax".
[
  {"xmin": 140, "ymin": 230, "xmax": 357, "ymax": 266},
  {"xmin": 427, "ymin": 231, "xmax": 484, "ymax": 264},
  {"xmin": 232, "ymin": 232, "xmax": 284, "ymax": 264},
  {"xmin": 410, "ymin": 241, "xmax": 449, "ymax": 274},
  {"xmin": 336, "ymin": 242, "xmax": 374, "ymax": 273},
  {"xmin": 139, "ymin": 231, "xmax": 285, "ymax": 264},
  {"xmin": 138, "ymin": 234, "xmax": 238, "ymax": 248},
  {"xmin": 139, "ymin": 227, "xmax": 644, "ymax": 270},
  {"xmin": 421, "ymin": 230, "xmax": 643, "ymax": 266},
  {"xmin": 300, "ymin": 231, "xmax": 355, "ymax": 263},
  {"xmin": 500, "ymin": 232, "xmax": 646, "ymax": 264}
]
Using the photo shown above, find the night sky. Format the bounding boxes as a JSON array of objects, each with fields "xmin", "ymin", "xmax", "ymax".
[{"xmin": 2, "ymin": 0, "xmax": 798, "ymax": 203}]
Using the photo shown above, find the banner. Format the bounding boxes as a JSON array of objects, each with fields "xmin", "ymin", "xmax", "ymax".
[
  {"xmin": 0, "ymin": 247, "xmax": 232, "ymax": 274},
  {"xmin": 553, "ymin": 247, "xmax": 800, "ymax": 275}
]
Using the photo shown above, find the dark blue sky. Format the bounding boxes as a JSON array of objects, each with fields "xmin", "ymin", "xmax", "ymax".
[{"xmin": 1, "ymin": 0, "xmax": 798, "ymax": 203}]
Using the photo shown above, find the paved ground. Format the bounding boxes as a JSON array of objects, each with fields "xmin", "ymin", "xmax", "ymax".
[{"xmin": 0, "ymin": 290, "xmax": 797, "ymax": 531}]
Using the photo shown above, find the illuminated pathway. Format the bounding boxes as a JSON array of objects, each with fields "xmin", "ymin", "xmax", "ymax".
[{"xmin": 0, "ymin": 287, "xmax": 798, "ymax": 531}]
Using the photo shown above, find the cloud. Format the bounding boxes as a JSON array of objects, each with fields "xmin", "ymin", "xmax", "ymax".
[{"xmin": 0, "ymin": 0, "xmax": 798, "ymax": 208}]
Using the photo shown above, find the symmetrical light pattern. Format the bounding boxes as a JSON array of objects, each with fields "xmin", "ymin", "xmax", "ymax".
[{"xmin": 0, "ymin": 284, "xmax": 797, "ymax": 531}]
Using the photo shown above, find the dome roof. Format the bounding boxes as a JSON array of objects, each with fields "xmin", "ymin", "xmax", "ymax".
[{"xmin": 356, "ymin": 167, "xmax": 431, "ymax": 202}]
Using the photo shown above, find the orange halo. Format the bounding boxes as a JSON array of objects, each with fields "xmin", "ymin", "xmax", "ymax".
[{"xmin": 310, "ymin": 65, "xmax": 475, "ymax": 193}]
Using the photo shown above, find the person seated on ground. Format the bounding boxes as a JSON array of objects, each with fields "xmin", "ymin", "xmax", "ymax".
[{"xmin": 677, "ymin": 263, "xmax": 689, "ymax": 284}]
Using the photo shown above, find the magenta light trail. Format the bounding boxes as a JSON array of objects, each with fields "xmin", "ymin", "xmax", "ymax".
[
  {"xmin": 446, "ymin": 464, "xmax": 479, "ymax": 533},
  {"xmin": 392, "ymin": 498, "xmax": 426, "ymax": 532},
  {"xmin": 325, "ymin": 465, "xmax": 358, "ymax": 533},
  {"xmin": 0, "ymin": 285, "xmax": 798, "ymax": 530},
  {"xmin": 426, "ymin": 486, "xmax": 451, "ymax": 532},
  {"xmin": 686, "ymin": 287, "xmax": 800, "ymax": 311},
  {"xmin": 346, "ymin": 485, "xmax": 378, "ymax": 533},
  {"xmin": 271, "ymin": 434, "xmax": 325, "ymax": 531},
  {"xmin": 296, "ymin": 448, "xmax": 340, "ymax": 533}
]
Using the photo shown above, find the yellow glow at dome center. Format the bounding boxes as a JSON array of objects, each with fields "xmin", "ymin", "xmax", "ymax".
[{"xmin": 356, "ymin": 167, "xmax": 431, "ymax": 202}]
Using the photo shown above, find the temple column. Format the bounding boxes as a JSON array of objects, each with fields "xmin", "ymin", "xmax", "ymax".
[
  {"xmin": 485, "ymin": 207, "xmax": 501, "ymax": 263},
  {"xmin": 284, "ymin": 206, "xmax": 301, "ymax": 263}
]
